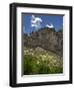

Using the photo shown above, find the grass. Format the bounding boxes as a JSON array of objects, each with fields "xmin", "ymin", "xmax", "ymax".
[{"xmin": 23, "ymin": 47, "xmax": 63, "ymax": 75}]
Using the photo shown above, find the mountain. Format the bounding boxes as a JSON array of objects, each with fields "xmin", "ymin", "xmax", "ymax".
[{"xmin": 24, "ymin": 27, "xmax": 63, "ymax": 57}]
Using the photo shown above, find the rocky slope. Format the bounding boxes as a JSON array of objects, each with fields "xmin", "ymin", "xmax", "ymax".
[{"xmin": 24, "ymin": 27, "xmax": 63, "ymax": 57}]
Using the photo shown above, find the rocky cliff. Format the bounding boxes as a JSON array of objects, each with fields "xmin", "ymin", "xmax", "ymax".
[{"xmin": 24, "ymin": 28, "xmax": 63, "ymax": 57}]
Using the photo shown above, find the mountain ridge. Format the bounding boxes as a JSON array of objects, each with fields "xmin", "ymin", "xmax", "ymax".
[{"xmin": 24, "ymin": 27, "xmax": 63, "ymax": 57}]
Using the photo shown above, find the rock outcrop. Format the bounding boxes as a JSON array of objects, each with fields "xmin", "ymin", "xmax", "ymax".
[{"xmin": 24, "ymin": 28, "xmax": 63, "ymax": 57}]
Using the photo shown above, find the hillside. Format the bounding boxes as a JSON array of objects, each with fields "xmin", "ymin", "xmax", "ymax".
[
  {"xmin": 23, "ymin": 28, "xmax": 63, "ymax": 75},
  {"xmin": 24, "ymin": 27, "xmax": 63, "ymax": 57},
  {"xmin": 24, "ymin": 47, "xmax": 63, "ymax": 75}
]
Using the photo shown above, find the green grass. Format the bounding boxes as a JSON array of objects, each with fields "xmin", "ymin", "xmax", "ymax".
[{"xmin": 23, "ymin": 47, "xmax": 63, "ymax": 75}]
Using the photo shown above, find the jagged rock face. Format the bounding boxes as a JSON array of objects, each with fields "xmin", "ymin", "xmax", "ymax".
[{"xmin": 24, "ymin": 28, "xmax": 63, "ymax": 57}]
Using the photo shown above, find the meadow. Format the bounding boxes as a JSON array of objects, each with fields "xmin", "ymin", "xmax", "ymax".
[{"xmin": 23, "ymin": 47, "xmax": 63, "ymax": 75}]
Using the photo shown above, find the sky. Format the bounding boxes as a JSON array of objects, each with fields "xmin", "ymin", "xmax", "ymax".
[{"xmin": 22, "ymin": 14, "xmax": 63, "ymax": 35}]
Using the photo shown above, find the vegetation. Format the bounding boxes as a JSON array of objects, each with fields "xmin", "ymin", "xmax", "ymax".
[{"xmin": 23, "ymin": 47, "xmax": 63, "ymax": 75}]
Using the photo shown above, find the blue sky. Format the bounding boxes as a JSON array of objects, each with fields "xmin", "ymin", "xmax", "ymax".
[{"xmin": 22, "ymin": 14, "xmax": 63, "ymax": 35}]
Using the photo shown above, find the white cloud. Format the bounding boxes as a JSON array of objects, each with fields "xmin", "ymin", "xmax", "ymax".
[
  {"xmin": 31, "ymin": 15, "xmax": 42, "ymax": 30},
  {"xmin": 31, "ymin": 15, "xmax": 42, "ymax": 24},
  {"xmin": 46, "ymin": 24, "xmax": 54, "ymax": 28},
  {"xmin": 31, "ymin": 24, "xmax": 37, "ymax": 27}
]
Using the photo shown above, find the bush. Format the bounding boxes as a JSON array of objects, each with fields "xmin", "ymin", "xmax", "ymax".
[{"xmin": 23, "ymin": 55, "xmax": 63, "ymax": 75}]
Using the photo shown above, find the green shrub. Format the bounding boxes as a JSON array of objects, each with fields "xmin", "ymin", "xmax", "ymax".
[
  {"xmin": 24, "ymin": 55, "xmax": 39, "ymax": 74},
  {"xmin": 23, "ymin": 54, "xmax": 63, "ymax": 75}
]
